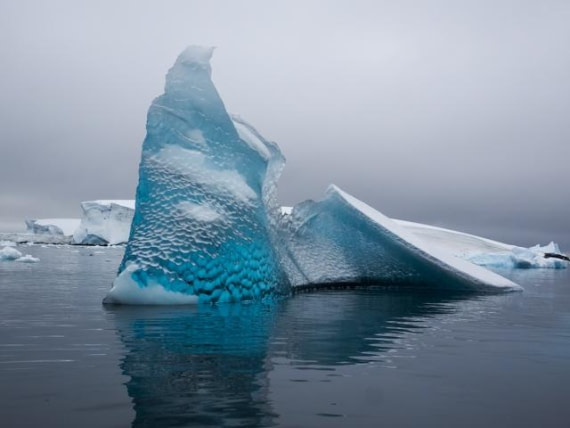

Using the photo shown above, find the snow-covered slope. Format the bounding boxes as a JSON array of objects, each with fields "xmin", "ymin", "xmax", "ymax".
[
  {"xmin": 394, "ymin": 220, "xmax": 513, "ymax": 255},
  {"xmin": 73, "ymin": 200, "xmax": 135, "ymax": 245},
  {"xmin": 394, "ymin": 220, "xmax": 567, "ymax": 269},
  {"xmin": 282, "ymin": 186, "xmax": 520, "ymax": 292}
]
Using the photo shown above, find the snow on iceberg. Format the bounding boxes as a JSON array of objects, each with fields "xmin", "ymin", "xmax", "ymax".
[
  {"xmin": 105, "ymin": 46, "xmax": 288, "ymax": 304},
  {"xmin": 73, "ymin": 200, "xmax": 135, "ymax": 245},
  {"xmin": 394, "ymin": 221, "xmax": 567, "ymax": 269},
  {"xmin": 281, "ymin": 186, "xmax": 520, "ymax": 292},
  {"xmin": 393, "ymin": 220, "xmax": 514, "ymax": 256}
]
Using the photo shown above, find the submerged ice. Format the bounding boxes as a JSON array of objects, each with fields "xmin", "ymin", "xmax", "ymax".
[{"xmin": 106, "ymin": 46, "xmax": 566, "ymax": 304}]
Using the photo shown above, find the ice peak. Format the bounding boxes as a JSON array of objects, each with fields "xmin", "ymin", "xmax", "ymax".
[
  {"xmin": 176, "ymin": 45, "xmax": 215, "ymax": 67},
  {"xmin": 163, "ymin": 45, "xmax": 218, "ymax": 96}
]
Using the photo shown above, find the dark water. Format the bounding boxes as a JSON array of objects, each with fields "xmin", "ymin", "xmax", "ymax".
[{"xmin": 1, "ymin": 246, "xmax": 569, "ymax": 427}]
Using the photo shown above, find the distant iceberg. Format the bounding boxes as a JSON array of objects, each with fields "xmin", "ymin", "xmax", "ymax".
[
  {"xmin": 0, "ymin": 246, "xmax": 23, "ymax": 261},
  {"xmin": 25, "ymin": 218, "xmax": 80, "ymax": 237},
  {"xmin": 8, "ymin": 200, "xmax": 135, "ymax": 246},
  {"xmin": 72, "ymin": 200, "xmax": 135, "ymax": 245},
  {"xmin": 105, "ymin": 45, "xmax": 561, "ymax": 305}
]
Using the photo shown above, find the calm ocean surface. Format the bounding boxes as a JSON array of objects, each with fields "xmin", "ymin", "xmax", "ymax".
[{"xmin": 0, "ymin": 245, "xmax": 569, "ymax": 427}]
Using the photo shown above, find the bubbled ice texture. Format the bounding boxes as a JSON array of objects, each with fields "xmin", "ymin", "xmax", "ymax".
[{"xmin": 113, "ymin": 46, "xmax": 287, "ymax": 303}]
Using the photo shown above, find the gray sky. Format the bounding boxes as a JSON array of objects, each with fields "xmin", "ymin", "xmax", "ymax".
[{"xmin": 1, "ymin": 0, "xmax": 569, "ymax": 248}]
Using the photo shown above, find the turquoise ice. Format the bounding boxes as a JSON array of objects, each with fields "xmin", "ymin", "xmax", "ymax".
[{"xmin": 105, "ymin": 47, "xmax": 288, "ymax": 304}]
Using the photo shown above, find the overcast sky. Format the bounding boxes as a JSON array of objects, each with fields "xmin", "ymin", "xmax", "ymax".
[{"xmin": 1, "ymin": 0, "xmax": 569, "ymax": 248}]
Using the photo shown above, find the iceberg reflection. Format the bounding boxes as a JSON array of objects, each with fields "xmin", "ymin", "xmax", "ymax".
[{"xmin": 106, "ymin": 289, "xmax": 475, "ymax": 426}]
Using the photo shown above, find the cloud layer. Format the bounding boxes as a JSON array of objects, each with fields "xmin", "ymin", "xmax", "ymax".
[{"xmin": 1, "ymin": 0, "xmax": 569, "ymax": 247}]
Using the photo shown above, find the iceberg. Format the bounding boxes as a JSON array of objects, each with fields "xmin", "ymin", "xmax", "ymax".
[
  {"xmin": 25, "ymin": 218, "xmax": 80, "ymax": 237},
  {"xmin": 2, "ymin": 221, "xmax": 74, "ymax": 244},
  {"xmin": 0, "ymin": 232, "xmax": 71, "ymax": 245},
  {"xmin": 105, "ymin": 46, "xmax": 288, "ymax": 304},
  {"xmin": 281, "ymin": 186, "xmax": 520, "ymax": 292},
  {"xmin": 11, "ymin": 200, "xmax": 134, "ymax": 246},
  {"xmin": 72, "ymin": 200, "xmax": 135, "ymax": 245},
  {"xmin": 0, "ymin": 246, "xmax": 23, "ymax": 261},
  {"xmin": 0, "ymin": 246, "xmax": 39, "ymax": 263},
  {"xmin": 105, "ymin": 45, "xmax": 568, "ymax": 304}
]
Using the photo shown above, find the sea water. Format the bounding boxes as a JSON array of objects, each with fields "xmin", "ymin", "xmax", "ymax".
[{"xmin": 0, "ymin": 245, "xmax": 569, "ymax": 427}]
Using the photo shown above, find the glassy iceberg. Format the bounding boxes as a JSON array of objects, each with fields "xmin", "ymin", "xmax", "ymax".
[
  {"xmin": 105, "ymin": 46, "xmax": 288, "ymax": 304},
  {"xmin": 104, "ymin": 45, "xmax": 567, "ymax": 304}
]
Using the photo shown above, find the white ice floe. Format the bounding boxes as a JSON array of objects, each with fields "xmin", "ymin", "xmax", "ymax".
[
  {"xmin": 0, "ymin": 246, "xmax": 39, "ymax": 263},
  {"xmin": 16, "ymin": 254, "xmax": 40, "ymax": 263},
  {"xmin": 0, "ymin": 246, "xmax": 23, "ymax": 261}
]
